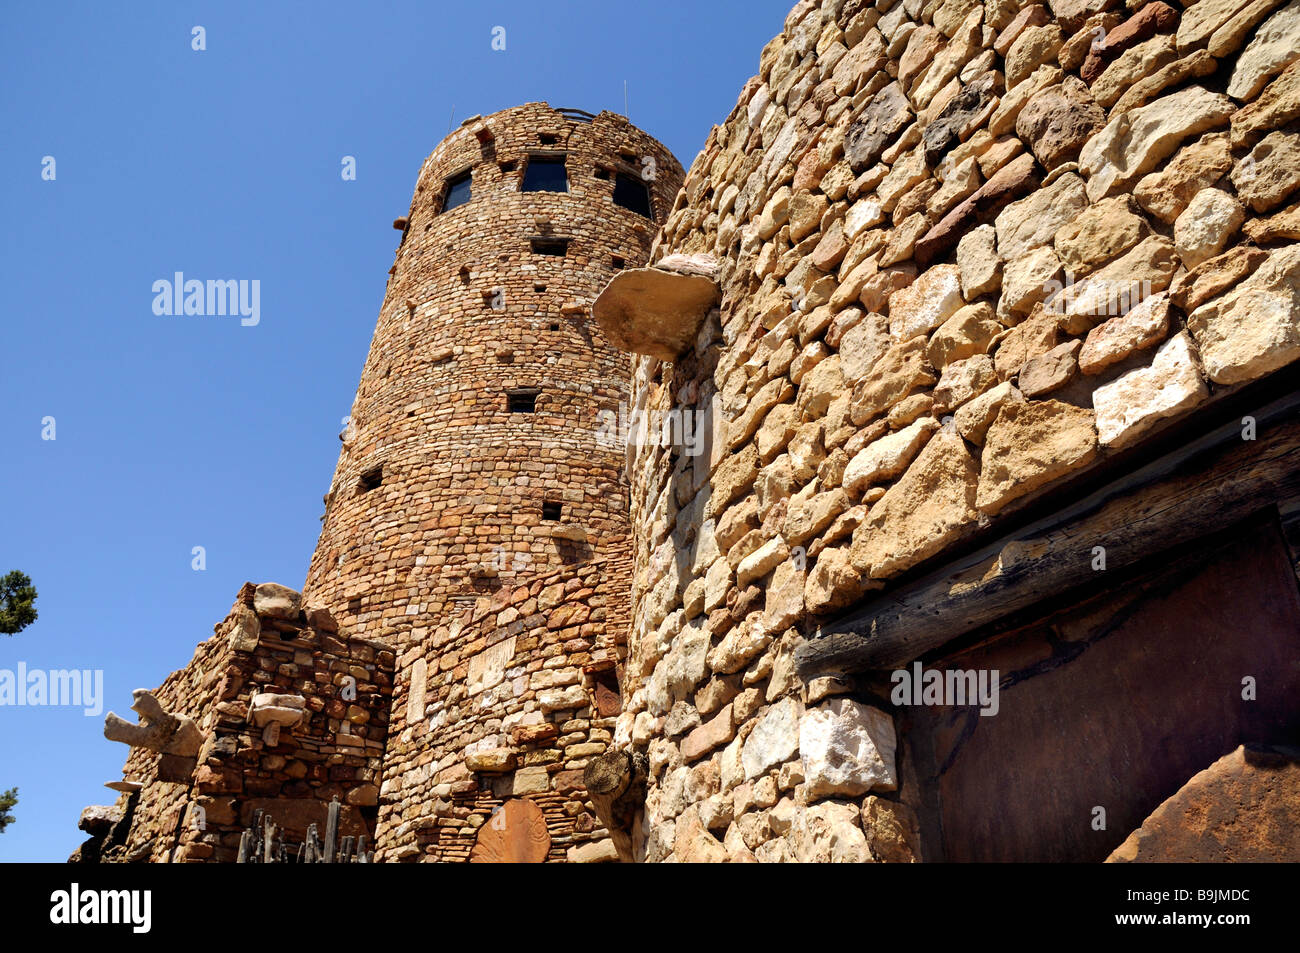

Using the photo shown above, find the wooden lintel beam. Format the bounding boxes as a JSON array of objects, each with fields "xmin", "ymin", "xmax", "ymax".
[{"xmin": 795, "ymin": 391, "xmax": 1300, "ymax": 676}]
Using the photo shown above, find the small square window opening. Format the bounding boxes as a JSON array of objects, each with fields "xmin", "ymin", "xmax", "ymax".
[
  {"xmin": 613, "ymin": 172, "xmax": 653, "ymax": 217},
  {"xmin": 531, "ymin": 238, "xmax": 569, "ymax": 256},
  {"xmin": 507, "ymin": 391, "xmax": 538, "ymax": 413},
  {"xmin": 521, "ymin": 156, "xmax": 568, "ymax": 192},
  {"xmin": 358, "ymin": 467, "xmax": 383, "ymax": 493},
  {"xmin": 442, "ymin": 170, "xmax": 472, "ymax": 212}
]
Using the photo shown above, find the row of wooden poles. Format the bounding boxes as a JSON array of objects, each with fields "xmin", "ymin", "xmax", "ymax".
[{"xmin": 236, "ymin": 796, "xmax": 372, "ymax": 863}]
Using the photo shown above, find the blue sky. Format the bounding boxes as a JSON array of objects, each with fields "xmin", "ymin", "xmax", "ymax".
[{"xmin": 0, "ymin": 0, "xmax": 793, "ymax": 862}]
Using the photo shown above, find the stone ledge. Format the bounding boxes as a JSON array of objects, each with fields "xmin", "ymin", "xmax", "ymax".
[{"xmin": 592, "ymin": 255, "xmax": 721, "ymax": 361}]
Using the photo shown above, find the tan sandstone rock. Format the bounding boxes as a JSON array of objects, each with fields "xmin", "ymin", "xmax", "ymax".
[
  {"xmin": 1173, "ymin": 188, "xmax": 1245, "ymax": 268},
  {"xmin": 955, "ymin": 224, "xmax": 1002, "ymax": 299},
  {"xmin": 1231, "ymin": 129, "xmax": 1300, "ymax": 213},
  {"xmin": 1187, "ymin": 244, "xmax": 1300, "ymax": 385},
  {"xmin": 799, "ymin": 699, "xmax": 898, "ymax": 798},
  {"xmin": 1227, "ymin": 0, "xmax": 1300, "ymax": 100},
  {"xmin": 1053, "ymin": 195, "xmax": 1150, "ymax": 278},
  {"xmin": 1078, "ymin": 85, "xmax": 1235, "ymax": 201},
  {"xmin": 1133, "ymin": 132, "xmax": 1234, "ymax": 223},
  {"xmin": 851, "ymin": 432, "xmax": 979, "ymax": 577},
  {"xmin": 1092, "ymin": 332, "xmax": 1208, "ymax": 448},
  {"xmin": 976, "ymin": 399, "xmax": 1098, "ymax": 514},
  {"xmin": 843, "ymin": 416, "xmax": 940, "ymax": 493},
  {"xmin": 593, "ymin": 259, "xmax": 721, "ymax": 361},
  {"xmin": 1078, "ymin": 291, "xmax": 1171, "ymax": 374}
]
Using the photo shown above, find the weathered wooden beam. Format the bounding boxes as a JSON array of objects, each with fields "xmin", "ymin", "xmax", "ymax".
[
  {"xmin": 796, "ymin": 392, "xmax": 1300, "ymax": 676},
  {"xmin": 323, "ymin": 796, "xmax": 339, "ymax": 864},
  {"xmin": 262, "ymin": 816, "xmax": 276, "ymax": 864},
  {"xmin": 583, "ymin": 749, "xmax": 648, "ymax": 862}
]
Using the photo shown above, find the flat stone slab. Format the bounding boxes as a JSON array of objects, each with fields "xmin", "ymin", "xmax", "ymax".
[{"xmin": 593, "ymin": 258, "xmax": 721, "ymax": 362}]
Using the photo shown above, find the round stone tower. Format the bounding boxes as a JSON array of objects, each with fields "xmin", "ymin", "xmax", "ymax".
[
  {"xmin": 303, "ymin": 103, "xmax": 684, "ymax": 642},
  {"xmin": 303, "ymin": 104, "xmax": 683, "ymax": 860}
]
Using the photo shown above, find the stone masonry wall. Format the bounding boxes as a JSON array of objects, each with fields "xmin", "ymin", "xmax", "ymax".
[
  {"xmin": 375, "ymin": 547, "xmax": 629, "ymax": 861},
  {"xmin": 85, "ymin": 583, "xmax": 393, "ymax": 863},
  {"xmin": 614, "ymin": 0, "xmax": 1300, "ymax": 861}
]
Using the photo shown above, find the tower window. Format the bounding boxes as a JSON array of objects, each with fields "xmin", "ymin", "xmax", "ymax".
[
  {"xmin": 542, "ymin": 501, "xmax": 562, "ymax": 521},
  {"xmin": 357, "ymin": 467, "xmax": 383, "ymax": 493},
  {"xmin": 442, "ymin": 170, "xmax": 472, "ymax": 212},
  {"xmin": 612, "ymin": 256, "xmax": 625, "ymax": 270},
  {"xmin": 613, "ymin": 172, "xmax": 653, "ymax": 217},
  {"xmin": 521, "ymin": 156, "xmax": 568, "ymax": 192},
  {"xmin": 530, "ymin": 238, "xmax": 569, "ymax": 256},
  {"xmin": 507, "ymin": 389, "xmax": 539, "ymax": 413}
]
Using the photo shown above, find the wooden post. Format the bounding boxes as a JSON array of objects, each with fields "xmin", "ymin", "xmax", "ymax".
[
  {"xmin": 324, "ymin": 797, "xmax": 339, "ymax": 864},
  {"xmin": 262, "ymin": 816, "xmax": 276, "ymax": 864},
  {"xmin": 583, "ymin": 749, "xmax": 647, "ymax": 862}
]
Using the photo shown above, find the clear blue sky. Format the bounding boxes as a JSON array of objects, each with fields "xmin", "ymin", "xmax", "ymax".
[{"xmin": 0, "ymin": 0, "xmax": 793, "ymax": 862}]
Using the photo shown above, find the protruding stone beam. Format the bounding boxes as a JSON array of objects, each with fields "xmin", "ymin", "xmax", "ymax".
[
  {"xmin": 103, "ymin": 689, "xmax": 203, "ymax": 757},
  {"xmin": 247, "ymin": 692, "xmax": 307, "ymax": 746},
  {"xmin": 592, "ymin": 254, "xmax": 721, "ymax": 362},
  {"xmin": 78, "ymin": 804, "xmax": 123, "ymax": 835}
]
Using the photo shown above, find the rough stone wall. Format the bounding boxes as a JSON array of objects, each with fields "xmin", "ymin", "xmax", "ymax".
[
  {"xmin": 615, "ymin": 0, "xmax": 1300, "ymax": 861},
  {"xmin": 302, "ymin": 103, "xmax": 684, "ymax": 648},
  {"xmin": 376, "ymin": 548, "xmax": 630, "ymax": 861},
  {"xmin": 88, "ymin": 584, "xmax": 393, "ymax": 862}
]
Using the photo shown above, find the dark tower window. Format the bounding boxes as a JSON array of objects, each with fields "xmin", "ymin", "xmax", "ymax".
[
  {"xmin": 542, "ymin": 501, "xmax": 562, "ymax": 521},
  {"xmin": 507, "ymin": 389, "xmax": 538, "ymax": 413},
  {"xmin": 530, "ymin": 238, "xmax": 569, "ymax": 256},
  {"xmin": 612, "ymin": 256, "xmax": 625, "ymax": 270},
  {"xmin": 613, "ymin": 172, "xmax": 653, "ymax": 217},
  {"xmin": 357, "ymin": 467, "xmax": 383, "ymax": 494},
  {"xmin": 521, "ymin": 156, "xmax": 568, "ymax": 192},
  {"xmin": 442, "ymin": 170, "xmax": 472, "ymax": 212}
]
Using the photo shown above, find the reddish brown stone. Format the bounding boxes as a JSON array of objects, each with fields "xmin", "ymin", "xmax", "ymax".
[
  {"xmin": 914, "ymin": 153, "xmax": 1041, "ymax": 266},
  {"xmin": 470, "ymin": 799, "xmax": 552, "ymax": 863},
  {"xmin": 1108, "ymin": 745, "xmax": 1300, "ymax": 862},
  {"xmin": 1080, "ymin": 2, "xmax": 1180, "ymax": 84},
  {"xmin": 593, "ymin": 678, "xmax": 623, "ymax": 717}
]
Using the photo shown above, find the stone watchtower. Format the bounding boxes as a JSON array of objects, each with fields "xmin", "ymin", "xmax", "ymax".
[
  {"xmin": 303, "ymin": 103, "xmax": 684, "ymax": 859},
  {"xmin": 304, "ymin": 103, "xmax": 682, "ymax": 639}
]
